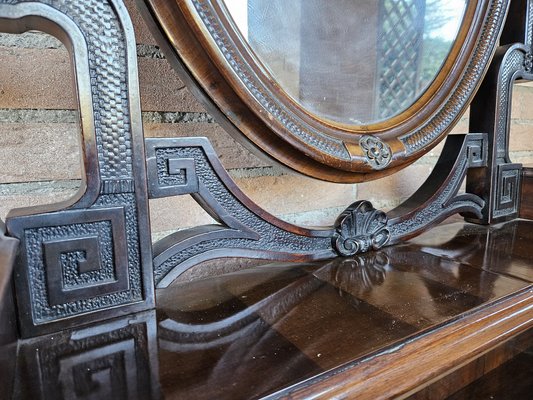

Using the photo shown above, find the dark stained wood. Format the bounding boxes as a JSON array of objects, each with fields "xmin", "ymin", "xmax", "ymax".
[
  {"xmin": 279, "ymin": 288, "xmax": 531, "ymax": 399},
  {"xmin": 0, "ymin": 222, "xmax": 18, "ymax": 400},
  {"xmin": 147, "ymin": 133, "xmax": 487, "ymax": 287},
  {"xmin": 440, "ymin": 347, "xmax": 533, "ymax": 400},
  {"xmin": 158, "ymin": 307, "xmax": 323, "ymax": 400},
  {"xmin": 153, "ymin": 220, "xmax": 532, "ymax": 399},
  {"xmin": 1, "ymin": 1, "xmax": 532, "ymax": 399},
  {"xmin": 466, "ymin": 43, "xmax": 524, "ymax": 225},
  {"xmin": 0, "ymin": 220, "xmax": 18, "ymax": 345},
  {"xmin": 444, "ymin": 340, "xmax": 533, "ymax": 399},
  {"xmin": 2, "ymin": 220, "xmax": 532, "ymax": 399},
  {"xmin": 314, "ymin": 253, "xmax": 527, "ymax": 329},
  {"xmin": 519, "ymin": 167, "xmax": 533, "ymax": 219},
  {"xmin": 408, "ymin": 329, "xmax": 533, "ymax": 399},
  {"xmin": 500, "ymin": 0, "xmax": 531, "ymax": 45},
  {"xmin": 409, "ymin": 219, "xmax": 533, "ymax": 283},
  {"xmin": 139, "ymin": 0, "xmax": 508, "ymax": 182},
  {"xmin": 0, "ymin": 220, "xmax": 17, "ymax": 303},
  {"xmin": 0, "ymin": 341, "xmax": 17, "ymax": 400}
]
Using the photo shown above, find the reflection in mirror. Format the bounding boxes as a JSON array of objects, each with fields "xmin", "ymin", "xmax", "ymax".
[{"xmin": 224, "ymin": 0, "xmax": 467, "ymax": 125}]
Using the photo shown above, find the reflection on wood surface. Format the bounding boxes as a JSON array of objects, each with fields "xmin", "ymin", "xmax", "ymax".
[{"xmin": 1, "ymin": 220, "xmax": 531, "ymax": 399}]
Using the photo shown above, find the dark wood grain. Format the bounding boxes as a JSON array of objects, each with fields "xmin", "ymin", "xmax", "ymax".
[
  {"xmin": 445, "ymin": 340, "xmax": 533, "ymax": 399},
  {"xmin": 279, "ymin": 289, "xmax": 531, "ymax": 399},
  {"xmin": 408, "ymin": 329, "xmax": 533, "ymax": 399},
  {"xmin": 153, "ymin": 220, "xmax": 532, "ymax": 399},
  {"xmin": 409, "ymin": 220, "xmax": 533, "ymax": 283},
  {"xmin": 3, "ymin": 221, "xmax": 533, "ymax": 400}
]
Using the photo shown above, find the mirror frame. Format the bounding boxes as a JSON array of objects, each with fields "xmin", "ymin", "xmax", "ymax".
[{"xmin": 141, "ymin": 0, "xmax": 510, "ymax": 182}]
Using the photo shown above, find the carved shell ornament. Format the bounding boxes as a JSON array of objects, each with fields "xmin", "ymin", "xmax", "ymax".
[{"xmin": 333, "ymin": 201, "xmax": 391, "ymax": 256}]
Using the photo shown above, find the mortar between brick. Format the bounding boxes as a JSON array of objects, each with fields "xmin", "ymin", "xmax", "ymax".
[
  {"xmin": 0, "ymin": 33, "xmax": 165, "ymax": 59},
  {"xmin": 0, "ymin": 109, "xmax": 213, "ymax": 124},
  {"xmin": 0, "ymin": 180, "xmax": 80, "ymax": 195}
]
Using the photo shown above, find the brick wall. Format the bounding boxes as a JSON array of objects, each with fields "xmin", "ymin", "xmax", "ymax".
[{"xmin": 1, "ymin": 0, "xmax": 532, "ymax": 242}]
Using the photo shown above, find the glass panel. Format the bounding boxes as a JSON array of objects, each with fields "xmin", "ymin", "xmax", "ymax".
[{"xmin": 224, "ymin": 0, "xmax": 468, "ymax": 125}]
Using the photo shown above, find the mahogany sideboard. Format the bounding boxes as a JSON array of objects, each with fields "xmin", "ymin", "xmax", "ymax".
[{"xmin": 0, "ymin": 0, "xmax": 532, "ymax": 399}]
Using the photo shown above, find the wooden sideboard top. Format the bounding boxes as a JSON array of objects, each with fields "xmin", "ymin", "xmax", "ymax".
[{"xmin": 2, "ymin": 219, "xmax": 532, "ymax": 399}]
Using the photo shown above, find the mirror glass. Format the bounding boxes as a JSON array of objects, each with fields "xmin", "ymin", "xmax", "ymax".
[{"xmin": 224, "ymin": 0, "xmax": 468, "ymax": 126}]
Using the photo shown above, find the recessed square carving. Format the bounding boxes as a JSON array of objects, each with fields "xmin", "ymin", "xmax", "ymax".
[
  {"xmin": 494, "ymin": 164, "xmax": 521, "ymax": 217},
  {"xmin": 466, "ymin": 136, "xmax": 487, "ymax": 168},
  {"xmin": 43, "ymin": 234, "xmax": 128, "ymax": 306},
  {"xmin": 145, "ymin": 139, "xmax": 200, "ymax": 198},
  {"xmin": 7, "ymin": 207, "xmax": 145, "ymax": 337}
]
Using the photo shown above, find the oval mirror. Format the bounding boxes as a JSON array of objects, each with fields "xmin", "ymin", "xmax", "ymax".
[
  {"xmin": 141, "ymin": 0, "xmax": 509, "ymax": 182},
  {"xmin": 225, "ymin": 0, "xmax": 467, "ymax": 126}
]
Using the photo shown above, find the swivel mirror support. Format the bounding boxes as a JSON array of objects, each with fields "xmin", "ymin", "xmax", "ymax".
[{"xmin": 0, "ymin": 0, "xmax": 530, "ymax": 338}]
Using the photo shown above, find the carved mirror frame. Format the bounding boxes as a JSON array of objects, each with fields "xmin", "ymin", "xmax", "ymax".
[
  {"xmin": 0, "ymin": 0, "xmax": 531, "ymax": 340},
  {"xmin": 141, "ymin": 0, "xmax": 510, "ymax": 182}
]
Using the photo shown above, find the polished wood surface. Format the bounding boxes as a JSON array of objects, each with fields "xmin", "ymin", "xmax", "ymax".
[
  {"xmin": 408, "ymin": 329, "xmax": 533, "ymax": 399},
  {"xmin": 1, "ymin": 219, "xmax": 532, "ymax": 399},
  {"xmin": 519, "ymin": 166, "xmax": 533, "ymax": 219},
  {"xmin": 444, "ymin": 337, "xmax": 532, "ymax": 399},
  {"xmin": 139, "ymin": 0, "xmax": 509, "ymax": 182}
]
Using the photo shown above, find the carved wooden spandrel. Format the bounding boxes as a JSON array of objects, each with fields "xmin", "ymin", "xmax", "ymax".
[{"xmin": 146, "ymin": 133, "xmax": 487, "ymax": 286}]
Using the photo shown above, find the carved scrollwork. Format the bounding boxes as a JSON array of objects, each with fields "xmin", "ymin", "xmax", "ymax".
[{"xmin": 333, "ymin": 201, "xmax": 390, "ymax": 256}]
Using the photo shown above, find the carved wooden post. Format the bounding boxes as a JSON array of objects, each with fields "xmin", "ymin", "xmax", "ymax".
[
  {"xmin": 466, "ymin": 0, "xmax": 533, "ymax": 223},
  {"xmin": 0, "ymin": 0, "xmax": 154, "ymax": 337}
]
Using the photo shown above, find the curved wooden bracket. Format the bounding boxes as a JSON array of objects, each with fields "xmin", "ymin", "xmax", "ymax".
[
  {"xmin": 147, "ymin": 133, "xmax": 486, "ymax": 287},
  {"xmin": 387, "ymin": 134, "xmax": 486, "ymax": 243},
  {"xmin": 145, "ymin": 137, "xmax": 336, "ymax": 287}
]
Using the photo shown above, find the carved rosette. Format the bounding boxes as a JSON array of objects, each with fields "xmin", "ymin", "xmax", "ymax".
[
  {"xmin": 333, "ymin": 201, "xmax": 390, "ymax": 256},
  {"xmin": 184, "ymin": 0, "xmax": 509, "ymax": 180},
  {"xmin": 360, "ymin": 136, "xmax": 392, "ymax": 170}
]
